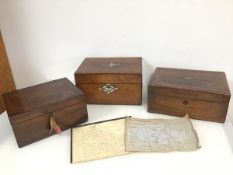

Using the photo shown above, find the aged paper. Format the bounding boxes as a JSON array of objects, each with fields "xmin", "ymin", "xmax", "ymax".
[
  {"xmin": 125, "ymin": 116, "xmax": 200, "ymax": 152},
  {"xmin": 72, "ymin": 118, "xmax": 127, "ymax": 163}
]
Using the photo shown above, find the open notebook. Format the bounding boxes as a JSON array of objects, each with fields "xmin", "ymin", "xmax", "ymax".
[{"xmin": 71, "ymin": 116, "xmax": 199, "ymax": 163}]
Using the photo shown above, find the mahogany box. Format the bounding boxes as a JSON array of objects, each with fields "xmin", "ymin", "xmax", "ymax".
[
  {"xmin": 148, "ymin": 67, "xmax": 231, "ymax": 123},
  {"xmin": 75, "ymin": 57, "xmax": 142, "ymax": 105},
  {"xmin": 3, "ymin": 78, "xmax": 88, "ymax": 147},
  {"xmin": 0, "ymin": 31, "xmax": 16, "ymax": 114}
]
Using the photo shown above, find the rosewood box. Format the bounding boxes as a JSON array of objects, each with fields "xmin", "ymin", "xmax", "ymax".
[
  {"xmin": 3, "ymin": 78, "xmax": 88, "ymax": 147},
  {"xmin": 75, "ymin": 57, "xmax": 142, "ymax": 105},
  {"xmin": 0, "ymin": 31, "xmax": 16, "ymax": 114},
  {"xmin": 148, "ymin": 67, "xmax": 231, "ymax": 123}
]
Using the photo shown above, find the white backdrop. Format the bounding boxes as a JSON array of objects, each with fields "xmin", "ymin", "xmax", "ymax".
[
  {"xmin": 0, "ymin": 1, "xmax": 233, "ymax": 174},
  {"xmin": 1, "ymin": 0, "xmax": 233, "ymax": 113},
  {"xmin": 0, "ymin": 0, "xmax": 233, "ymax": 86}
]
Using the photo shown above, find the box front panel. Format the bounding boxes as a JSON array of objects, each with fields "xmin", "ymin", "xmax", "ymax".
[
  {"xmin": 75, "ymin": 74, "xmax": 142, "ymax": 84},
  {"xmin": 12, "ymin": 103, "xmax": 88, "ymax": 147},
  {"xmin": 77, "ymin": 83, "xmax": 142, "ymax": 105},
  {"xmin": 148, "ymin": 93, "xmax": 229, "ymax": 123}
]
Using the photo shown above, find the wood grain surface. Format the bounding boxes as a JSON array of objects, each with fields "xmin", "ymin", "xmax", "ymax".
[
  {"xmin": 3, "ymin": 78, "xmax": 88, "ymax": 147},
  {"xmin": 148, "ymin": 67, "xmax": 231, "ymax": 123},
  {"xmin": 75, "ymin": 57, "xmax": 142, "ymax": 105},
  {"xmin": 0, "ymin": 31, "xmax": 15, "ymax": 114}
]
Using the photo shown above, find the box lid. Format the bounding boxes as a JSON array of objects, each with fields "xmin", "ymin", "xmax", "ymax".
[
  {"xmin": 75, "ymin": 57, "xmax": 142, "ymax": 84},
  {"xmin": 149, "ymin": 67, "xmax": 231, "ymax": 103},
  {"xmin": 3, "ymin": 78, "xmax": 85, "ymax": 122}
]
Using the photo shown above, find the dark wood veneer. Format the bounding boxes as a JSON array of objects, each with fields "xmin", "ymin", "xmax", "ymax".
[
  {"xmin": 148, "ymin": 67, "xmax": 231, "ymax": 123},
  {"xmin": 75, "ymin": 57, "xmax": 142, "ymax": 105},
  {"xmin": 3, "ymin": 78, "xmax": 88, "ymax": 147},
  {"xmin": 0, "ymin": 31, "xmax": 15, "ymax": 114}
]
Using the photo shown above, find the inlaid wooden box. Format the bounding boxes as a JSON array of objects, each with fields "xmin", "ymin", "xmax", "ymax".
[
  {"xmin": 148, "ymin": 68, "xmax": 231, "ymax": 123},
  {"xmin": 3, "ymin": 78, "xmax": 88, "ymax": 147},
  {"xmin": 75, "ymin": 57, "xmax": 142, "ymax": 105}
]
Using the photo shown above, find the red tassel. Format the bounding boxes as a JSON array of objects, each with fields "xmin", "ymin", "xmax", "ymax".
[
  {"xmin": 50, "ymin": 116, "xmax": 61, "ymax": 135},
  {"xmin": 54, "ymin": 125, "xmax": 61, "ymax": 134}
]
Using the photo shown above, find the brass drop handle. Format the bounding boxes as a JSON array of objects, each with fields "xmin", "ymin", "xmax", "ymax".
[{"xmin": 99, "ymin": 84, "xmax": 118, "ymax": 94}]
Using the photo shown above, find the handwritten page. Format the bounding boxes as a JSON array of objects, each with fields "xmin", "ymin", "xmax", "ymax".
[
  {"xmin": 125, "ymin": 116, "xmax": 200, "ymax": 152},
  {"xmin": 71, "ymin": 118, "xmax": 127, "ymax": 163}
]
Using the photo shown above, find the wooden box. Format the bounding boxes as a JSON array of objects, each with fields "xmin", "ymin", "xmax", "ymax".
[
  {"xmin": 3, "ymin": 78, "xmax": 88, "ymax": 147},
  {"xmin": 148, "ymin": 68, "xmax": 231, "ymax": 123},
  {"xmin": 75, "ymin": 57, "xmax": 142, "ymax": 105},
  {"xmin": 0, "ymin": 31, "xmax": 15, "ymax": 114}
]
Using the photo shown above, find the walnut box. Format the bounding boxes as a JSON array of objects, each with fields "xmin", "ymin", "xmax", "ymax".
[
  {"xmin": 75, "ymin": 57, "xmax": 142, "ymax": 105},
  {"xmin": 148, "ymin": 67, "xmax": 231, "ymax": 123},
  {"xmin": 3, "ymin": 78, "xmax": 88, "ymax": 147}
]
